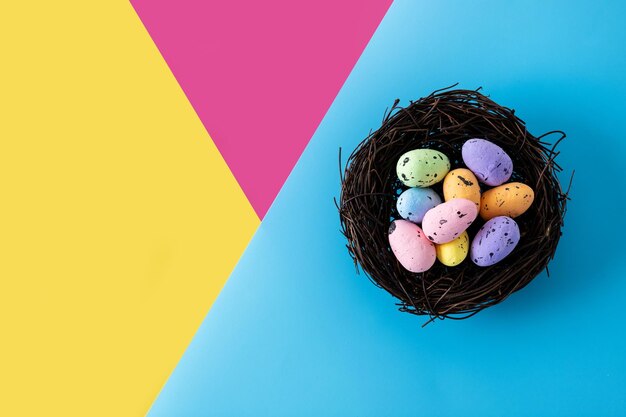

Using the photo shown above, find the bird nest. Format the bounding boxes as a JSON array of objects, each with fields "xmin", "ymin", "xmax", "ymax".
[{"xmin": 338, "ymin": 87, "xmax": 571, "ymax": 324}]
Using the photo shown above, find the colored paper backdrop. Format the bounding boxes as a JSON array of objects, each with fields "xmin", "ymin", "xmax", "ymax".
[
  {"xmin": 147, "ymin": 1, "xmax": 626, "ymax": 416},
  {"xmin": 131, "ymin": 0, "xmax": 392, "ymax": 218},
  {"xmin": 0, "ymin": 2, "xmax": 259, "ymax": 417},
  {"xmin": 3, "ymin": 0, "xmax": 626, "ymax": 416},
  {"xmin": 0, "ymin": 1, "xmax": 388, "ymax": 416}
]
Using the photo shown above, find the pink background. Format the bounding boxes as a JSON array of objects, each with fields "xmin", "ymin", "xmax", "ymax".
[{"xmin": 131, "ymin": 0, "xmax": 391, "ymax": 217}]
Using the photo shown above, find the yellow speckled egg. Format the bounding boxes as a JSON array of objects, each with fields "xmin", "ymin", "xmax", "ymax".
[
  {"xmin": 435, "ymin": 230, "xmax": 469, "ymax": 266},
  {"xmin": 480, "ymin": 182, "xmax": 534, "ymax": 220},
  {"xmin": 442, "ymin": 168, "xmax": 481, "ymax": 209}
]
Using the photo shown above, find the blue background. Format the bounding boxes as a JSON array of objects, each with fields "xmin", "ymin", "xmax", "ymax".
[{"xmin": 149, "ymin": 1, "xmax": 626, "ymax": 416}]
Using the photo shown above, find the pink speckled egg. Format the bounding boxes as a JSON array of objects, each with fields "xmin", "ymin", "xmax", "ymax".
[
  {"xmin": 422, "ymin": 198, "xmax": 478, "ymax": 244},
  {"xmin": 388, "ymin": 220, "xmax": 436, "ymax": 273}
]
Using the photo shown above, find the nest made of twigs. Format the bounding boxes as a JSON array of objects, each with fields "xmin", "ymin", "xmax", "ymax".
[{"xmin": 338, "ymin": 87, "xmax": 571, "ymax": 324}]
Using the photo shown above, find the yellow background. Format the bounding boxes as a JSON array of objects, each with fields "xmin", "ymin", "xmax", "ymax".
[{"xmin": 0, "ymin": 1, "xmax": 259, "ymax": 416}]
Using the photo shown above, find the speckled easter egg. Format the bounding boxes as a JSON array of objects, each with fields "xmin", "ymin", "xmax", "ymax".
[
  {"xmin": 396, "ymin": 187, "xmax": 442, "ymax": 223},
  {"xmin": 422, "ymin": 198, "xmax": 478, "ymax": 244},
  {"xmin": 396, "ymin": 149, "xmax": 450, "ymax": 187},
  {"xmin": 470, "ymin": 216, "xmax": 520, "ymax": 267},
  {"xmin": 462, "ymin": 139, "xmax": 513, "ymax": 186},
  {"xmin": 442, "ymin": 168, "xmax": 481, "ymax": 209},
  {"xmin": 480, "ymin": 182, "xmax": 534, "ymax": 220},
  {"xmin": 388, "ymin": 220, "xmax": 436, "ymax": 273},
  {"xmin": 436, "ymin": 230, "xmax": 469, "ymax": 267}
]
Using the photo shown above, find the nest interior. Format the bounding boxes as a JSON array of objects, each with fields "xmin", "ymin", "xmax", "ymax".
[{"xmin": 338, "ymin": 87, "xmax": 570, "ymax": 323}]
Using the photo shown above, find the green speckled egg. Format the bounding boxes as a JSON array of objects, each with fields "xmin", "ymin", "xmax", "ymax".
[{"xmin": 396, "ymin": 149, "xmax": 450, "ymax": 187}]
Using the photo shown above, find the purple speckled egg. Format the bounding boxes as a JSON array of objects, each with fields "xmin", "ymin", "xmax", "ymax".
[
  {"xmin": 422, "ymin": 198, "xmax": 478, "ymax": 244},
  {"xmin": 470, "ymin": 216, "xmax": 520, "ymax": 267},
  {"xmin": 462, "ymin": 138, "xmax": 513, "ymax": 186},
  {"xmin": 388, "ymin": 220, "xmax": 436, "ymax": 273}
]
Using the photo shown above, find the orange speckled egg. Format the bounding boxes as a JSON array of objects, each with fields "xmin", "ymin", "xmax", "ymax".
[
  {"xmin": 480, "ymin": 182, "xmax": 534, "ymax": 220},
  {"xmin": 442, "ymin": 168, "xmax": 481, "ymax": 209}
]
